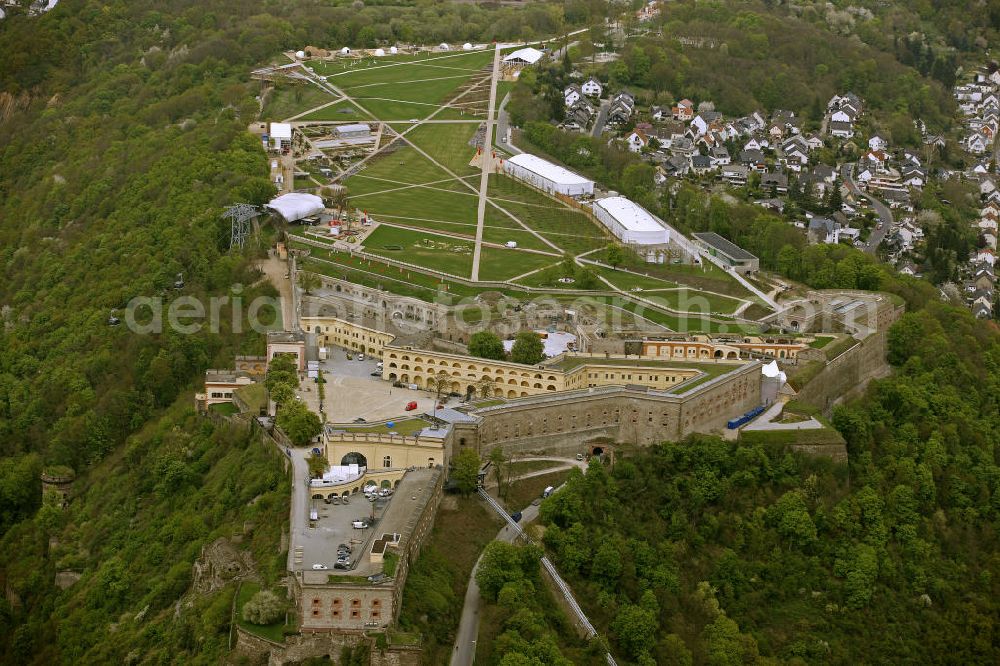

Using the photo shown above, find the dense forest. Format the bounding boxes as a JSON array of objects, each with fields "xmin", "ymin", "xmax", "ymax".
[
  {"xmin": 0, "ymin": 0, "xmax": 589, "ymax": 661},
  {"xmin": 539, "ymin": 302, "xmax": 1000, "ymax": 663},
  {"xmin": 2, "ymin": 0, "xmax": 999, "ymax": 663}
]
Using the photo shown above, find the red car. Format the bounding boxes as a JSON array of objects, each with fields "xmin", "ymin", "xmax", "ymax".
[{"xmin": 405, "ymin": 401, "xmax": 418, "ymax": 411}]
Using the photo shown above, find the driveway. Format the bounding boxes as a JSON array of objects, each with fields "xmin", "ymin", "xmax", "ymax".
[
  {"xmin": 305, "ymin": 344, "xmax": 460, "ymax": 423},
  {"xmin": 842, "ymin": 164, "xmax": 893, "ymax": 254},
  {"xmin": 591, "ymin": 99, "xmax": 610, "ymax": 137}
]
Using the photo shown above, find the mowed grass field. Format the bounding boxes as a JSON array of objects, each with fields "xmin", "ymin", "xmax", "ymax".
[
  {"xmin": 486, "ymin": 175, "xmax": 608, "ymax": 255},
  {"xmin": 403, "ymin": 123, "xmax": 481, "ymax": 175},
  {"xmin": 299, "ymin": 100, "xmax": 369, "ymax": 121},
  {"xmin": 362, "ymin": 224, "xmax": 474, "ymax": 276},
  {"xmin": 263, "ymin": 83, "xmax": 337, "ymax": 120},
  {"xmin": 476, "ymin": 247, "xmax": 558, "ymax": 282}
]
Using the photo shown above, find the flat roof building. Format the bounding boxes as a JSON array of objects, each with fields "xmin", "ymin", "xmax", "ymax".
[
  {"xmin": 592, "ymin": 196, "xmax": 669, "ymax": 246},
  {"xmin": 503, "ymin": 153, "xmax": 594, "ymax": 197},
  {"xmin": 269, "ymin": 122, "xmax": 292, "ymax": 150},
  {"xmin": 692, "ymin": 231, "xmax": 760, "ymax": 274}
]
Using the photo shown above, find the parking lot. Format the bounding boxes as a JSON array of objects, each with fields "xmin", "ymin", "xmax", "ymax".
[
  {"xmin": 299, "ymin": 486, "xmax": 393, "ymax": 576},
  {"xmin": 299, "ymin": 344, "xmax": 459, "ymax": 423}
]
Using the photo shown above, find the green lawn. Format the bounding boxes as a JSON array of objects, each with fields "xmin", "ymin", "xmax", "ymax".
[
  {"xmin": 235, "ymin": 582, "xmax": 295, "ymax": 643},
  {"xmin": 299, "ymin": 100, "xmax": 370, "ymax": 121},
  {"xmin": 263, "ymin": 83, "xmax": 337, "ymax": 120},
  {"xmin": 336, "ymin": 418, "xmax": 431, "ymax": 435},
  {"xmin": 492, "ymin": 200, "xmax": 606, "ymax": 255},
  {"xmin": 350, "ymin": 97, "xmax": 448, "ymax": 121},
  {"xmin": 809, "ymin": 335, "xmax": 835, "ymax": 349},
  {"xmin": 476, "ymin": 247, "xmax": 558, "ymax": 282},
  {"xmin": 356, "ymin": 189, "xmax": 479, "ymax": 231},
  {"xmin": 363, "ymin": 225, "xmax": 474, "ymax": 276},
  {"xmin": 209, "ymin": 402, "xmax": 239, "ymax": 416},
  {"xmin": 592, "ymin": 266, "xmax": 679, "ymax": 291},
  {"xmin": 404, "ymin": 123, "xmax": 481, "ymax": 175}
]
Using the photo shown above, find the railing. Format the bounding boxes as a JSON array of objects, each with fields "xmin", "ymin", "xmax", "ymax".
[{"xmin": 477, "ymin": 489, "xmax": 617, "ymax": 666}]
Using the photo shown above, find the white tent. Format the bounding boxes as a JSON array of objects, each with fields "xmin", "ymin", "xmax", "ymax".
[
  {"xmin": 373, "ymin": 48, "xmax": 385, "ymax": 57},
  {"xmin": 340, "ymin": 47, "xmax": 351, "ymax": 55},
  {"xmin": 295, "ymin": 50, "xmax": 305, "ymax": 59},
  {"xmin": 502, "ymin": 47, "xmax": 545, "ymax": 66},
  {"xmin": 266, "ymin": 193, "xmax": 325, "ymax": 223},
  {"xmin": 390, "ymin": 46, "xmax": 399, "ymax": 54},
  {"xmin": 462, "ymin": 43, "xmax": 473, "ymax": 51},
  {"xmin": 439, "ymin": 43, "xmax": 450, "ymax": 50}
]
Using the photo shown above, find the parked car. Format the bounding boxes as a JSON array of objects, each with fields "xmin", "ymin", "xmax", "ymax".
[
  {"xmin": 311, "ymin": 447, "xmax": 322, "ymax": 455},
  {"xmin": 542, "ymin": 486, "xmax": 555, "ymax": 498},
  {"xmin": 312, "ymin": 564, "xmax": 328, "ymax": 570},
  {"xmin": 352, "ymin": 519, "xmax": 367, "ymax": 529},
  {"xmin": 575, "ymin": 453, "xmax": 584, "ymax": 461},
  {"xmin": 353, "ymin": 417, "xmax": 367, "ymax": 423},
  {"xmin": 341, "ymin": 496, "xmax": 349, "ymax": 505},
  {"xmin": 357, "ymin": 353, "xmax": 365, "ymax": 361},
  {"xmin": 510, "ymin": 511, "xmax": 523, "ymax": 523},
  {"xmin": 331, "ymin": 496, "xmax": 341, "ymax": 505},
  {"xmin": 370, "ymin": 371, "xmax": 382, "ymax": 377},
  {"xmin": 333, "ymin": 562, "xmax": 349, "ymax": 570},
  {"xmin": 405, "ymin": 401, "xmax": 418, "ymax": 411}
]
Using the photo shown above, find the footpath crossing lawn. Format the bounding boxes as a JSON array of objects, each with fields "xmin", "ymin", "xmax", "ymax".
[
  {"xmin": 363, "ymin": 225, "xmax": 474, "ymax": 276},
  {"xmin": 264, "ymin": 84, "xmax": 337, "ymax": 120},
  {"xmin": 476, "ymin": 247, "xmax": 558, "ymax": 282},
  {"xmin": 404, "ymin": 123, "xmax": 481, "ymax": 175},
  {"xmin": 299, "ymin": 100, "xmax": 369, "ymax": 121}
]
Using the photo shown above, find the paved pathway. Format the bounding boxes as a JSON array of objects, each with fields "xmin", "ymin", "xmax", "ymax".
[
  {"xmin": 451, "ymin": 457, "xmax": 583, "ymax": 666},
  {"xmin": 471, "ymin": 44, "xmax": 503, "ymax": 281}
]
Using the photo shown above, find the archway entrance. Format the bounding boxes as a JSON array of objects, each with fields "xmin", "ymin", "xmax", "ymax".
[{"xmin": 341, "ymin": 452, "xmax": 368, "ymax": 467}]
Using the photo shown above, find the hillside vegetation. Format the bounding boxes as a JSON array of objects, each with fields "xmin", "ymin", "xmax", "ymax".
[{"xmin": 538, "ymin": 303, "xmax": 999, "ymax": 663}]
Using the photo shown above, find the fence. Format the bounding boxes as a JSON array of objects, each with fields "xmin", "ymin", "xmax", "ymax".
[{"xmin": 477, "ymin": 488, "xmax": 617, "ymax": 666}]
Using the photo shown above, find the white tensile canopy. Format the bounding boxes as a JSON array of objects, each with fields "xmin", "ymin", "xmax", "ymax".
[
  {"xmin": 462, "ymin": 43, "xmax": 473, "ymax": 50},
  {"xmin": 340, "ymin": 47, "xmax": 351, "ymax": 54},
  {"xmin": 374, "ymin": 48, "xmax": 385, "ymax": 57},
  {"xmin": 390, "ymin": 46, "xmax": 398, "ymax": 54},
  {"xmin": 295, "ymin": 50, "xmax": 306, "ymax": 59},
  {"xmin": 266, "ymin": 193, "xmax": 324, "ymax": 222},
  {"xmin": 502, "ymin": 47, "xmax": 544, "ymax": 65}
]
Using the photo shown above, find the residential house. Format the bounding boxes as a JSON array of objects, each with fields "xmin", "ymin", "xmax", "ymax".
[
  {"xmin": 966, "ymin": 132, "xmax": 990, "ymax": 154},
  {"xmin": 690, "ymin": 155, "xmax": 714, "ymax": 175},
  {"xmin": 581, "ymin": 77, "xmax": 603, "ymax": 97},
  {"xmin": 804, "ymin": 134, "xmax": 824, "ymax": 150},
  {"xmin": 564, "ymin": 84, "xmax": 582, "ymax": 108},
  {"xmin": 691, "ymin": 111, "xmax": 722, "ymax": 136},
  {"xmin": 744, "ymin": 137, "xmax": 768, "ymax": 151},
  {"xmin": 672, "ymin": 98, "xmax": 695, "ymax": 121},
  {"xmin": 868, "ymin": 134, "xmax": 888, "ymax": 151},
  {"xmin": 626, "ymin": 129, "xmax": 650, "ymax": 153},
  {"xmin": 807, "ymin": 217, "xmax": 841, "ymax": 244},
  {"xmin": 811, "ymin": 164, "xmax": 837, "ymax": 185},
  {"xmin": 761, "ymin": 172, "xmax": 788, "ymax": 194},
  {"xmin": 739, "ymin": 149, "xmax": 766, "ymax": 171},
  {"xmin": 829, "ymin": 120, "xmax": 855, "ymax": 139},
  {"xmin": 608, "ymin": 91, "xmax": 635, "ymax": 124},
  {"xmin": 780, "ymin": 144, "xmax": 809, "ymax": 172},
  {"xmin": 901, "ymin": 165, "xmax": 926, "ymax": 188},
  {"xmin": 565, "ymin": 99, "xmax": 595, "ymax": 129},
  {"xmin": 664, "ymin": 155, "xmax": 690, "ymax": 177},
  {"xmin": 720, "ymin": 164, "xmax": 749, "ymax": 186},
  {"xmin": 651, "ymin": 106, "xmax": 670, "ymax": 122},
  {"xmin": 709, "ymin": 146, "xmax": 731, "ymax": 166},
  {"xmin": 668, "ymin": 135, "xmax": 697, "ymax": 158}
]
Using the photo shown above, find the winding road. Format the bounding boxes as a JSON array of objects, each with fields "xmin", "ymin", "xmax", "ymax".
[{"xmin": 842, "ymin": 163, "xmax": 894, "ymax": 254}]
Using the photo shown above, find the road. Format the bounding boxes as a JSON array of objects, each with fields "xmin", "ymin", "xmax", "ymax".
[
  {"xmin": 842, "ymin": 164, "xmax": 893, "ymax": 254},
  {"xmin": 471, "ymin": 44, "xmax": 503, "ymax": 282},
  {"xmin": 591, "ymin": 99, "xmax": 610, "ymax": 137},
  {"xmin": 286, "ymin": 445, "xmax": 310, "ymax": 572},
  {"xmin": 495, "ymin": 92, "xmax": 520, "ymax": 155},
  {"xmin": 450, "ymin": 457, "xmax": 586, "ymax": 666}
]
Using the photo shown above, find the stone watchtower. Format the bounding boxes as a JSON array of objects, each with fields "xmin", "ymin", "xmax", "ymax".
[{"xmin": 40, "ymin": 466, "xmax": 75, "ymax": 509}]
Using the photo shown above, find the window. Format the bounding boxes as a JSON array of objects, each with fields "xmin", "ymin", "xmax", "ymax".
[
  {"xmin": 372, "ymin": 599, "xmax": 381, "ymax": 607},
  {"xmin": 332, "ymin": 610, "xmax": 341, "ymax": 618},
  {"xmin": 312, "ymin": 598, "xmax": 321, "ymax": 606},
  {"xmin": 351, "ymin": 599, "xmax": 361, "ymax": 607},
  {"xmin": 371, "ymin": 610, "xmax": 381, "ymax": 619},
  {"xmin": 312, "ymin": 610, "xmax": 320, "ymax": 617},
  {"xmin": 351, "ymin": 610, "xmax": 360, "ymax": 618},
  {"xmin": 383, "ymin": 456, "xmax": 391, "ymax": 468}
]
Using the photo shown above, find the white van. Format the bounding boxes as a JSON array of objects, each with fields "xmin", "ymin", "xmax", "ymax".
[{"xmin": 542, "ymin": 486, "xmax": 555, "ymax": 498}]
